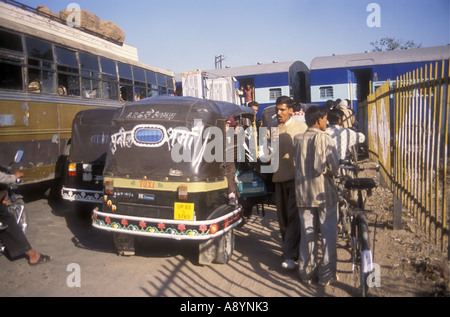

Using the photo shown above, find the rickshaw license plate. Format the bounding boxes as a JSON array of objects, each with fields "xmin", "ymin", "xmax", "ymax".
[{"xmin": 174, "ymin": 202, "xmax": 195, "ymax": 221}]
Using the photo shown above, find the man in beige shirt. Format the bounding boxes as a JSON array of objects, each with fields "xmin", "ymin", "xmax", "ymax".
[
  {"xmin": 293, "ymin": 105, "xmax": 340, "ymax": 286},
  {"xmin": 269, "ymin": 96, "xmax": 307, "ymax": 270}
]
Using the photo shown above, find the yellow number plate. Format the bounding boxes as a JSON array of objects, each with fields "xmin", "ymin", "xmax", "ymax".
[{"xmin": 174, "ymin": 202, "xmax": 195, "ymax": 221}]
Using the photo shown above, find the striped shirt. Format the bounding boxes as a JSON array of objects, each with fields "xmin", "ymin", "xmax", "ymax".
[
  {"xmin": 326, "ymin": 125, "xmax": 365, "ymax": 160},
  {"xmin": 293, "ymin": 127, "xmax": 340, "ymax": 208}
]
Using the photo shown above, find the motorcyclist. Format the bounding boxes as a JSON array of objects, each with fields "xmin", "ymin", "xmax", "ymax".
[{"xmin": 0, "ymin": 170, "xmax": 52, "ymax": 265}]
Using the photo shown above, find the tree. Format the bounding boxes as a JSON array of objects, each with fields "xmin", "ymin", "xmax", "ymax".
[{"xmin": 370, "ymin": 37, "xmax": 422, "ymax": 52}]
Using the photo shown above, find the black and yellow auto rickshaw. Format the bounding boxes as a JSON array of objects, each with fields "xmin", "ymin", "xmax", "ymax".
[
  {"xmin": 92, "ymin": 96, "xmax": 255, "ymax": 264},
  {"xmin": 61, "ymin": 107, "xmax": 118, "ymax": 218}
]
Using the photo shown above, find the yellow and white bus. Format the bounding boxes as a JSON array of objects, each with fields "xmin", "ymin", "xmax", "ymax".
[{"xmin": 0, "ymin": 0, "xmax": 174, "ymax": 184}]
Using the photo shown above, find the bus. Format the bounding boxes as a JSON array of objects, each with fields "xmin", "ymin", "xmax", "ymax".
[{"xmin": 0, "ymin": 0, "xmax": 175, "ymax": 185}]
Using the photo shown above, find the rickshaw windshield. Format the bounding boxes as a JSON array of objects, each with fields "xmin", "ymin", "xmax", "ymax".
[
  {"xmin": 104, "ymin": 96, "xmax": 254, "ymax": 181},
  {"xmin": 69, "ymin": 108, "xmax": 118, "ymax": 163}
]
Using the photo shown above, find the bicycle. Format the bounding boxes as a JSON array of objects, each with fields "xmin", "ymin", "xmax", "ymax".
[{"xmin": 337, "ymin": 159, "xmax": 380, "ymax": 297}]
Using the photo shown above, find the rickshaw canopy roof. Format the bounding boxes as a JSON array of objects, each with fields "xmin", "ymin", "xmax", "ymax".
[
  {"xmin": 115, "ymin": 96, "xmax": 254, "ymax": 124},
  {"xmin": 69, "ymin": 107, "xmax": 118, "ymax": 163}
]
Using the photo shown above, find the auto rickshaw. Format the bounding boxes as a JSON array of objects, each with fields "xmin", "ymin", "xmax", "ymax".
[
  {"xmin": 92, "ymin": 96, "xmax": 255, "ymax": 264},
  {"xmin": 61, "ymin": 107, "xmax": 119, "ymax": 218}
]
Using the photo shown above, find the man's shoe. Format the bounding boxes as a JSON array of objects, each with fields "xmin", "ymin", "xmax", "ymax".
[
  {"xmin": 281, "ymin": 259, "xmax": 296, "ymax": 270},
  {"xmin": 318, "ymin": 275, "xmax": 339, "ymax": 286}
]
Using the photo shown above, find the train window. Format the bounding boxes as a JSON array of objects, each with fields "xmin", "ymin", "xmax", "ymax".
[
  {"xmin": 0, "ymin": 29, "xmax": 23, "ymax": 52},
  {"xmin": 0, "ymin": 61, "xmax": 23, "ymax": 90},
  {"xmin": 269, "ymin": 88, "xmax": 282, "ymax": 100},
  {"xmin": 25, "ymin": 37, "xmax": 53, "ymax": 61},
  {"xmin": 319, "ymin": 86, "xmax": 334, "ymax": 99}
]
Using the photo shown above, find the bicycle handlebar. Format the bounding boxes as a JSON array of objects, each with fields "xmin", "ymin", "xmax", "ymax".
[{"xmin": 338, "ymin": 160, "xmax": 380, "ymax": 172}]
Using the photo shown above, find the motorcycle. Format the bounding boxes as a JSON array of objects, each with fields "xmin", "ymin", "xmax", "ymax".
[{"xmin": 0, "ymin": 150, "xmax": 28, "ymax": 256}]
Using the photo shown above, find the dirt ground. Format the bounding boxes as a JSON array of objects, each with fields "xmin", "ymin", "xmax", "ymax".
[{"xmin": 345, "ymin": 162, "xmax": 450, "ymax": 297}]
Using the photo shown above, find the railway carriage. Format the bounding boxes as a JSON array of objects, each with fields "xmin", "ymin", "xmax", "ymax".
[{"xmin": 310, "ymin": 45, "xmax": 450, "ymax": 112}]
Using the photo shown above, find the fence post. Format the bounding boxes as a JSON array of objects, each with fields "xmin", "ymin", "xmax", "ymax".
[{"xmin": 393, "ymin": 192, "xmax": 402, "ymax": 230}]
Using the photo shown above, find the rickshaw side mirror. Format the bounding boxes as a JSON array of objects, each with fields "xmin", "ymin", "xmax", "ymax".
[{"xmin": 14, "ymin": 150, "xmax": 24, "ymax": 163}]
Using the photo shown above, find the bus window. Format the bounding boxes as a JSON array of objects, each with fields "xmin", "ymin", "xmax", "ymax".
[
  {"xmin": 166, "ymin": 75, "xmax": 175, "ymax": 95},
  {"xmin": 26, "ymin": 37, "xmax": 55, "ymax": 94},
  {"xmin": 133, "ymin": 66, "xmax": 146, "ymax": 100},
  {"xmin": 80, "ymin": 52, "xmax": 101, "ymax": 99},
  {"xmin": 26, "ymin": 37, "xmax": 53, "ymax": 61},
  {"xmin": 118, "ymin": 62, "xmax": 133, "ymax": 102},
  {"xmin": 146, "ymin": 70, "xmax": 158, "ymax": 97},
  {"xmin": 101, "ymin": 57, "xmax": 119, "ymax": 100},
  {"xmin": 0, "ymin": 29, "xmax": 23, "ymax": 52},
  {"xmin": 0, "ymin": 61, "xmax": 23, "ymax": 91},
  {"xmin": 156, "ymin": 73, "xmax": 166, "ymax": 94},
  {"xmin": 55, "ymin": 47, "xmax": 80, "ymax": 96}
]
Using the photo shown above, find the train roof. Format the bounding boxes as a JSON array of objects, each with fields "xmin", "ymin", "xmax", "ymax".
[
  {"xmin": 177, "ymin": 61, "xmax": 309, "ymax": 81},
  {"xmin": 310, "ymin": 45, "xmax": 450, "ymax": 70}
]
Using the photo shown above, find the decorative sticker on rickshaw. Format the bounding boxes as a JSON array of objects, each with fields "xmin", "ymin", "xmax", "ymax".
[
  {"xmin": 110, "ymin": 120, "xmax": 206, "ymax": 154},
  {"xmin": 92, "ymin": 208, "xmax": 241, "ymax": 240}
]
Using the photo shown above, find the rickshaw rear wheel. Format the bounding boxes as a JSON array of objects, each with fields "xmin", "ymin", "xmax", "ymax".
[{"xmin": 214, "ymin": 229, "xmax": 235, "ymax": 264}]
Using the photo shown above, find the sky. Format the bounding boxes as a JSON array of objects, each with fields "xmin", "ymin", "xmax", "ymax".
[{"xmin": 15, "ymin": 0, "xmax": 450, "ymax": 74}]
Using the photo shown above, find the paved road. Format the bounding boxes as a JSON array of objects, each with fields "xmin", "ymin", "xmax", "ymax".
[{"xmin": 1, "ymin": 188, "xmax": 366, "ymax": 299}]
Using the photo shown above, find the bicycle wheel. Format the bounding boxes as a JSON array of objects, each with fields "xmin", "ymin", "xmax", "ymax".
[{"xmin": 358, "ymin": 215, "xmax": 372, "ymax": 297}]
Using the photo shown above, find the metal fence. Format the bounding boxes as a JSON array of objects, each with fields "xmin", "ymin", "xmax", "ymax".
[{"xmin": 358, "ymin": 59, "xmax": 449, "ymax": 258}]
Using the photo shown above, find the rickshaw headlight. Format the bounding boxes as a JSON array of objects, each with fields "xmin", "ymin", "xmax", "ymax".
[
  {"xmin": 105, "ymin": 180, "xmax": 114, "ymax": 195},
  {"xmin": 68, "ymin": 163, "xmax": 76, "ymax": 176},
  {"xmin": 178, "ymin": 185, "xmax": 188, "ymax": 200}
]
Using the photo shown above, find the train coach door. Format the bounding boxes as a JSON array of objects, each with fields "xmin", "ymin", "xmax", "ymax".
[
  {"xmin": 237, "ymin": 78, "xmax": 255, "ymax": 106},
  {"xmin": 350, "ymin": 68, "xmax": 372, "ymax": 103},
  {"xmin": 292, "ymin": 71, "xmax": 309, "ymax": 103}
]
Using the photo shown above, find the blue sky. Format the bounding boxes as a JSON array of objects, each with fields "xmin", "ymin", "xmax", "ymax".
[{"xmin": 17, "ymin": 0, "xmax": 450, "ymax": 74}]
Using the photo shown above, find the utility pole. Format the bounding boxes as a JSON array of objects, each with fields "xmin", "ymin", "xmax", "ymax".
[{"xmin": 215, "ymin": 55, "xmax": 226, "ymax": 69}]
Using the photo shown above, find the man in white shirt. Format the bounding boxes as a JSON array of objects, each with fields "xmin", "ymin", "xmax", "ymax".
[{"xmin": 326, "ymin": 108, "xmax": 365, "ymax": 161}]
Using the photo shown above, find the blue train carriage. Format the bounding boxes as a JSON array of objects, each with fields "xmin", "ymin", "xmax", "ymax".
[
  {"xmin": 310, "ymin": 45, "xmax": 450, "ymax": 112},
  {"xmin": 178, "ymin": 61, "xmax": 311, "ymax": 119}
]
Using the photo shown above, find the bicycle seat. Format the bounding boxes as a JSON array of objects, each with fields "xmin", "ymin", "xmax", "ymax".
[{"xmin": 344, "ymin": 178, "xmax": 378, "ymax": 190}]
